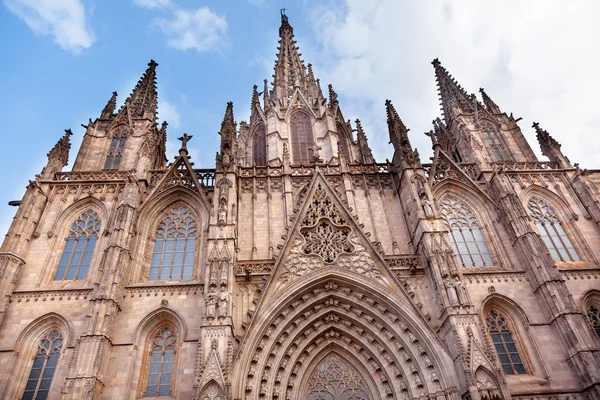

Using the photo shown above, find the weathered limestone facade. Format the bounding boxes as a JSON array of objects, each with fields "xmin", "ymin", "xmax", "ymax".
[{"xmin": 1, "ymin": 13, "xmax": 599, "ymax": 400}]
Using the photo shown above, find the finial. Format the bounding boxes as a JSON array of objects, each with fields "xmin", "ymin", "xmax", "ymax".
[
  {"xmin": 148, "ymin": 59, "xmax": 158, "ymax": 69},
  {"xmin": 178, "ymin": 133, "xmax": 193, "ymax": 154},
  {"xmin": 328, "ymin": 84, "xmax": 338, "ymax": 105},
  {"xmin": 280, "ymin": 8, "xmax": 288, "ymax": 23},
  {"xmin": 432, "ymin": 58, "xmax": 441, "ymax": 69}
]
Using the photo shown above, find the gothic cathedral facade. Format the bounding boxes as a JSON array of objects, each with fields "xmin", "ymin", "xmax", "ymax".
[{"xmin": 0, "ymin": 13, "xmax": 599, "ymax": 400}]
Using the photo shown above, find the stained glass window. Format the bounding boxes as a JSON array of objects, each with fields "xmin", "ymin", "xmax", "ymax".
[
  {"xmin": 103, "ymin": 128, "xmax": 128, "ymax": 170},
  {"xmin": 586, "ymin": 303, "xmax": 600, "ymax": 338},
  {"xmin": 145, "ymin": 327, "xmax": 176, "ymax": 397},
  {"xmin": 22, "ymin": 330, "xmax": 63, "ymax": 400},
  {"xmin": 290, "ymin": 112, "xmax": 313, "ymax": 164},
  {"xmin": 252, "ymin": 124, "xmax": 267, "ymax": 166},
  {"xmin": 439, "ymin": 197, "xmax": 494, "ymax": 267},
  {"xmin": 306, "ymin": 354, "xmax": 370, "ymax": 400},
  {"xmin": 528, "ymin": 196, "xmax": 580, "ymax": 262},
  {"xmin": 55, "ymin": 210, "xmax": 101, "ymax": 280},
  {"xmin": 149, "ymin": 205, "xmax": 197, "ymax": 280},
  {"xmin": 480, "ymin": 121, "xmax": 512, "ymax": 162},
  {"xmin": 486, "ymin": 310, "xmax": 526, "ymax": 375}
]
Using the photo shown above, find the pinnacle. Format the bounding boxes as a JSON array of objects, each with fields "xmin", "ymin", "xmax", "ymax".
[
  {"xmin": 385, "ymin": 99, "xmax": 406, "ymax": 130},
  {"xmin": 47, "ymin": 129, "xmax": 73, "ymax": 165},
  {"xmin": 328, "ymin": 84, "xmax": 338, "ymax": 105},
  {"xmin": 533, "ymin": 121, "xmax": 561, "ymax": 148},
  {"xmin": 221, "ymin": 101, "xmax": 235, "ymax": 128},
  {"xmin": 101, "ymin": 91, "xmax": 117, "ymax": 119},
  {"xmin": 432, "ymin": 58, "xmax": 474, "ymax": 121},
  {"xmin": 479, "ymin": 87, "xmax": 500, "ymax": 112},
  {"xmin": 122, "ymin": 59, "xmax": 159, "ymax": 119}
]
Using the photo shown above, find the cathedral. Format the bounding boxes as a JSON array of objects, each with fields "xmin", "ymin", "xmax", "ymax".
[{"xmin": 1, "ymin": 11, "xmax": 600, "ymax": 400}]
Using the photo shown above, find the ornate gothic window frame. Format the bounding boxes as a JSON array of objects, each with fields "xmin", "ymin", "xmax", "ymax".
[
  {"xmin": 148, "ymin": 203, "xmax": 199, "ymax": 282},
  {"xmin": 289, "ymin": 111, "xmax": 314, "ymax": 165},
  {"xmin": 251, "ymin": 123, "xmax": 267, "ymax": 166},
  {"xmin": 103, "ymin": 126, "xmax": 129, "ymax": 171},
  {"xmin": 336, "ymin": 122, "xmax": 352, "ymax": 162},
  {"xmin": 438, "ymin": 195, "xmax": 496, "ymax": 267},
  {"xmin": 138, "ymin": 323, "xmax": 181, "ymax": 399},
  {"xmin": 581, "ymin": 290, "xmax": 600, "ymax": 340},
  {"xmin": 479, "ymin": 120, "xmax": 513, "ymax": 162},
  {"xmin": 526, "ymin": 194, "xmax": 582, "ymax": 263},
  {"xmin": 481, "ymin": 297, "xmax": 548, "ymax": 380}
]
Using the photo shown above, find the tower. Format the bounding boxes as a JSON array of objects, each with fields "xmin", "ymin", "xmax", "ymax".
[{"xmin": 0, "ymin": 11, "xmax": 599, "ymax": 400}]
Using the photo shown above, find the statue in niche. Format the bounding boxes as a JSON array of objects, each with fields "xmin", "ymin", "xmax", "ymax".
[
  {"xmin": 444, "ymin": 279, "xmax": 459, "ymax": 306},
  {"xmin": 206, "ymin": 288, "xmax": 217, "ymax": 318},
  {"xmin": 218, "ymin": 292, "xmax": 230, "ymax": 317},
  {"xmin": 421, "ymin": 196, "xmax": 435, "ymax": 218},
  {"xmin": 454, "ymin": 280, "xmax": 468, "ymax": 305},
  {"xmin": 218, "ymin": 203, "xmax": 227, "ymax": 225}
]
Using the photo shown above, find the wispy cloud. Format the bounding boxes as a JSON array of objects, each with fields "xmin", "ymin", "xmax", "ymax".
[
  {"xmin": 158, "ymin": 99, "xmax": 181, "ymax": 128},
  {"xmin": 4, "ymin": 0, "xmax": 95, "ymax": 53},
  {"xmin": 133, "ymin": 0, "xmax": 227, "ymax": 53}
]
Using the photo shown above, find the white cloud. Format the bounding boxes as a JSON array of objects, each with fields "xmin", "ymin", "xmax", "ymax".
[
  {"xmin": 305, "ymin": 0, "xmax": 600, "ymax": 168},
  {"xmin": 4, "ymin": 0, "xmax": 95, "ymax": 53},
  {"xmin": 158, "ymin": 99, "xmax": 181, "ymax": 128},
  {"xmin": 154, "ymin": 7, "xmax": 227, "ymax": 53},
  {"xmin": 132, "ymin": 0, "xmax": 171, "ymax": 10}
]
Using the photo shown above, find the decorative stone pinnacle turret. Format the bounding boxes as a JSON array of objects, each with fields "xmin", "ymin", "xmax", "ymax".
[
  {"xmin": 122, "ymin": 59, "xmax": 159, "ymax": 119},
  {"xmin": 101, "ymin": 91, "xmax": 117, "ymax": 119},
  {"xmin": 48, "ymin": 129, "xmax": 73, "ymax": 165},
  {"xmin": 386, "ymin": 99, "xmax": 420, "ymax": 168},
  {"xmin": 355, "ymin": 119, "xmax": 374, "ymax": 164},
  {"xmin": 328, "ymin": 84, "xmax": 338, "ymax": 106},
  {"xmin": 533, "ymin": 122, "xmax": 571, "ymax": 168},
  {"xmin": 432, "ymin": 58, "xmax": 474, "ymax": 122},
  {"xmin": 479, "ymin": 87, "xmax": 501, "ymax": 113}
]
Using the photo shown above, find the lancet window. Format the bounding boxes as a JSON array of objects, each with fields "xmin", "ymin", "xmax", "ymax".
[
  {"xmin": 290, "ymin": 112, "xmax": 313, "ymax": 164},
  {"xmin": 145, "ymin": 327, "xmax": 176, "ymax": 397},
  {"xmin": 305, "ymin": 354, "xmax": 370, "ymax": 400},
  {"xmin": 252, "ymin": 124, "xmax": 267, "ymax": 166},
  {"xmin": 55, "ymin": 209, "xmax": 101, "ymax": 281},
  {"xmin": 585, "ymin": 301, "xmax": 600, "ymax": 338},
  {"xmin": 149, "ymin": 205, "xmax": 197, "ymax": 281},
  {"xmin": 439, "ymin": 197, "xmax": 494, "ymax": 267},
  {"xmin": 336, "ymin": 123, "xmax": 351, "ymax": 161},
  {"xmin": 480, "ymin": 121, "xmax": 512, "ymax": 161},
  {"xmin": 22, "ymin": 330, "xmax": 63, "ymax": 400},
  {"xmin": 103, "ymin": 128, "xmax": 128, "ymax": 170},
  {"xmin": 485, "ymin": 309, "xmax": 526, "ymax": 375},
  {"xmin": 527, "ymin": 196, "xmax": 580, "ymax": 262}
]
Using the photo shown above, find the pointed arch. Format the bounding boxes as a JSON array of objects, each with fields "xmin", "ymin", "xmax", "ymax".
[
  {"xmin": 581, "ymin": 290, "xmax": 600, "ymax": 339},
  {"xmin": 132, "ymin": 185, "xmax": 210, "ymax": 283},
  {"xmin": 199, "ymin": 380, "xmax": 226, "ymax": 400},
  {"xmin": 104, "ymin": 125, "xmax": 129, "ymax": 170},
  {"xmin": 480, "ymin": 295, "xmax": 547, "ymax": 379},
  {"xmin": 336, "ymin": 122, "xmax": 351, "ymax": 162},
  {"xmin": 523, "ymin": 189, "xmax": 582, "ymax": 262},
  {"xmin": 233, "ymin": 271, "xmax": 457, "ymax": 400},
  {"xmin": 474, "ymin": 366, "xmax": 502, "ymax": 400},
  {"xmin": 251, "ymin": 123, "xmax": 267, "ymax": 166},
  {"xmin": 4, "ymin": 312, "xmax": 74, "ymax": 399},
  {"xmin": 290, "ymin": 111, "xmax": 313, "ymax": 164}
]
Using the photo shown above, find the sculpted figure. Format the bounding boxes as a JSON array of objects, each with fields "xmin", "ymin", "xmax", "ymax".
[{"xmin": 206, "ymin": 288, "xmax": 217, "ymax": 317}]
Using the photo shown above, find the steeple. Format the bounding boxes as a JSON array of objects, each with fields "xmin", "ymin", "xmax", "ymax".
[
  {"xmin": 41, "ymin": 129, "xmax": 72, "ymax": 179},
  {"xmin": 122, "ymin": 59, "xmax": 158, "ymax": 119},
  {"xmin": 355, "ymin": 119, "xmax": 374, "ymax": 164},
  {"xmin": 479, "ymin": 88, "xmax": 501, "ymax": 114},
  {"xmin": 386, "ymin": 99, "xmax": 420, "ymax": 169},
  {"xmin": 101, "ymin": 91, "xmax": 117, "ymax": 119},
  {"xmin": 533, "ymin": 122, "xmax": 571, "ymax": 168},
  {"xmin": 272, "ymin": 10, "xmax": 312, "ymax": 106},
  {"xmin": 432, "ymin": 58, "xmax": 475, "ymax": 123}
]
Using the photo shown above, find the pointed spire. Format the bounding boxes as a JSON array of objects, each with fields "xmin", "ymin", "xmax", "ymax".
[
  {"xmin": 123, "ymin": 59, "xmax": 158, "ymax": 119},
  {"xmin": 221, "ymin": 101, "xmax": 235, "ymax": 131},
  {"xmin": 263, "ymin": 79, "xmax": 269, "ymax": 108},
  {"xmin": 218, "ymin": 102, "xmax": 237, "ymax": 170},
  {"xmin": 386, "ymin": 99, "xmax": 420, "ymax": 168},
  {"xmin": 251, "ymin": 85, "xmax": 260, "ymax": 110},
  {"xmin": 328, "ymin": 84, "xmax": 338, "ymax": 106},
  {"xmin": 101, "ymin": 91, "xmax": 117, "ymax": 119},
  {"xmin": 355, "ymin": 119, "xmax": 374, "ymax": 164},
  {"xmin": 479, "ymin": 88, "xmax": 501, "ymax": 113},
  {"xmin": 533, "ymin": 122, "xmax": 571, "ymax": 168},
  {"xmin": 48, "ymin": 129, "xmax": 72, "ymax": 165},
  {"xmin": 432, "ymin": 58, "xmax": 474, "ymax": 122}
]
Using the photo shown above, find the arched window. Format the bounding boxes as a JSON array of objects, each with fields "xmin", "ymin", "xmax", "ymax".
[
  {"xmin": 585, "ymin": 301, "xmax": 600, "ymax": 338},
  {"xmin": 55, "ymin": 209, "xmax": 101, "ymax": 280},
  {"xmin": 480, "ymin": 121, "xmax": 512, "ymax": 162},
  {"xmin": 439, "ymin": 197, "xmax": 494, "ymax": 267},
  {"xmin": 149, "ymin": 205, "xmax": 197, "ymax": 280},
  {"xmin": 103, "ymin": 128, "xmax": 128, "ymax": 170},
  {"xmin": 336, "ymin": 123, "xmax": 351, "ymax": 161},
  {"xmin": 527, "ymin": 196, "xmax": 580, "ymax": 262},
  {"xmin": 290, "ymin": 112, "xmax": 313, "ymax": 164},
  {"xmin": 145, "ymin": 327, "xmax": 176, "ymax": 397},
  {"xmin": 252, "ymin": 124, "xmax": 267, "ymax": 166},
  {"xmin": 22, "ymin": 329, "xmax": 63, "ymax": 400},
  {"xmin": 485, "ymin": 309, "xmax": 526, "ymax": 375},
  {"xmin": 306, "ymin": 354, "xmax": 370, "ymax": 400}
]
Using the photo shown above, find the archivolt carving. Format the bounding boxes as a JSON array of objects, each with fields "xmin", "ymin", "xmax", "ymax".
[{"xmin": 241, "ymin": 280, "xmax": 447, "ymax": 400}]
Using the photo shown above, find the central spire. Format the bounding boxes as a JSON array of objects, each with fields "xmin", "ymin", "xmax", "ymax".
[
  {"xmin": 272, "ymin": 11, "xmax": 310, "ymax": 105},
  {"xmin": 123, "ymin": 59, "xmax": 158, "ymax": 119}
]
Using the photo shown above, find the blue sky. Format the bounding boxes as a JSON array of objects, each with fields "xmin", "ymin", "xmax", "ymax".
[{"xmin": 1, "ymin": 0, "xmax": 600, "ymax": 238}]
